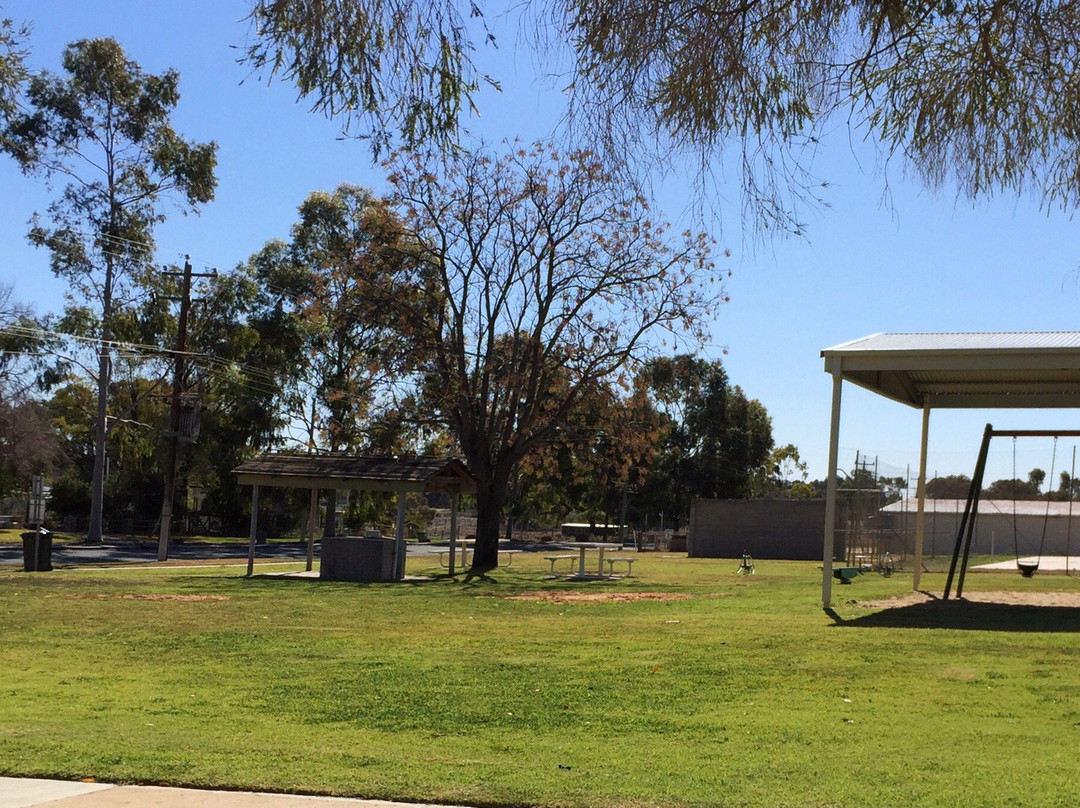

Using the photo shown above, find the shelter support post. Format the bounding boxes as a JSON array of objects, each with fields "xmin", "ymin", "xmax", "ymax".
[
  {"xmin": 449, "ymin": 493, "xmax": 459, "ymax": 575},
  {"xmin": 394, "ymin": 491, "xmax": 407, "ymax": 580},
  {"xmin": 822, "ymin": 366, "xmax": 844, "ymax": 606},
  {"xmin": 246, "ymin": 484, "xmax": 260, "ymax": 577},
  {"xmin": 913, "ymin": 399, "xmax": 931, "ymax": 590},
  {"xmin": 306, "ymin": 488, "xmax": 318, "ymax": 572}
]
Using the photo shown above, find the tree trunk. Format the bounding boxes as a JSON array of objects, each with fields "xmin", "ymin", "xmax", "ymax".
[
  {"xmin": 87, "ymin": 223, "xmax": 116, "ymax": 545},
  {"xmin": 86, "ymin": 344, "xmax": 110, "ymax": 544},
  {"xmin": 471, "ymin": 482, "xmax": 502, "ymax": 570}
]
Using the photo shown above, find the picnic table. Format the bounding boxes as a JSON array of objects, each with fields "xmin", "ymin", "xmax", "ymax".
[
  {"xmin": 437, "ymin": 539, "xmax": 475, "ymax": 568},
  {"xmin": 434, "ymin": 541, "xmax": 523, "ymax": 570},
  {"xmin": 545, "ymin": 541, "xmax": 624, "ymax": 579}
]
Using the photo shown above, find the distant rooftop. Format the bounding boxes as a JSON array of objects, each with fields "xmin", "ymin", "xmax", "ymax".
[{"xmin": 882, "ymin": 498, "xmax": 1080, "ymax": 517}]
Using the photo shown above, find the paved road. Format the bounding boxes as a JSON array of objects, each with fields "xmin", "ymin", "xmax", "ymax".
[
  {"xmin": 0, "ymin": 538, "xmax": 312, "ymax": 567},
  {"xmin": 0, "ymin": 538, "xmax": 463, "ymax": 568}
]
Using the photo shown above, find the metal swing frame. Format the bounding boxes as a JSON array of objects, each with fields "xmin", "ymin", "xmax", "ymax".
[{"xmin": 944, "ymin": 426, "xmax": 1080, "ymax": 599}]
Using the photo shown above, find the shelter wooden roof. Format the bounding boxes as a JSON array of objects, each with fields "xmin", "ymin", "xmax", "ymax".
[
  {"xmin": 821, "ymin": 331, "xmax": 1080, "ymax": 409},
  {"xmin": 233, "ymin": 454, "xmax": 476, "ymax": 494}
]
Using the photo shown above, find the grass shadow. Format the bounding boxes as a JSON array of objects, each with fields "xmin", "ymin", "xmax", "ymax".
[{"xmin": 826, "ymin": 595, "xmax": 1080, "ymax": 632}]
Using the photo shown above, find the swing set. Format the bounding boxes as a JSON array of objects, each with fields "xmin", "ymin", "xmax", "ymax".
[{"xmin": 944, "ymin": 425, "xmax": 1079, "ymax": 600}]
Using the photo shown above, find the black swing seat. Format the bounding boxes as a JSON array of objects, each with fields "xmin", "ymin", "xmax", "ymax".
[{"xmin": 1017, "ymin": 561, "xmax": 1040, "ymax": 578}]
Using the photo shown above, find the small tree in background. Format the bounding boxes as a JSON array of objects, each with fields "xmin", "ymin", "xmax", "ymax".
[
  {"xmin": 638, "ymin": 354, "xmax": 774, "ymax": 524},
  {"xmin": 925, "ymin": 475, "xmax": 973, "ymax": 499},
  {"xmin": 983, "ymin": 476, "xmax": 1041, "ymax": 500}
]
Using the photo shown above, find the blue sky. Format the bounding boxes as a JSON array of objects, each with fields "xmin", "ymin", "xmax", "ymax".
[{"xmin": 3, "ymin": 0, "xmax": 1080, "ymax": 489}]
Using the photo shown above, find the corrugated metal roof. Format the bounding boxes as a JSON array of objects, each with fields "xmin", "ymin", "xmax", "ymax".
[
  {"xmin": 821, "ymin": 331, "xmax": 1080, "ymax": 408},
  {"xmin": 825, "ymin": 332, "xmax": 1080, "ymax": 353},
  {"xmin": 882, "ymin": 498, "xmax": 1080, "ymax": 517}
]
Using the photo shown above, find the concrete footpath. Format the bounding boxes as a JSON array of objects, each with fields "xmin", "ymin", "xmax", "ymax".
[{"xmin": 1, "ymin": 777, "xmax": 470, "ymax": 808}]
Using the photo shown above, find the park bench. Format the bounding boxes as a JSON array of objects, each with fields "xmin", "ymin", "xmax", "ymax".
[
  {"xmin": 604, "ymin": 557, "xmax": 636, "ymax": 577},
  {"xmin": 438, "ymin": 547, "xmax": 519, "ymax": 567},
  {"xmin": 544, "ymin": 554, "xmax": 578, "ymax": 574}
]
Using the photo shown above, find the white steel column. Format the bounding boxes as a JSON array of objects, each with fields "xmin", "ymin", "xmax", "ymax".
[
  {"xmin": 913, "ymin": 398, "xmax": 931, "ymax": 591},
  {"xmin": 822, "ymin": 365, "xmax": 844, "ymax": 606}
]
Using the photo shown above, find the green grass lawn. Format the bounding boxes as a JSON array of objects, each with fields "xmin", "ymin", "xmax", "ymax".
[
  {"xmin": 0, "ymin": 528, "xmax": 81, "ymax": 544},
  {"xmin": 1, "ymin": 552, "xmax": 1078, "ymax": 807}
]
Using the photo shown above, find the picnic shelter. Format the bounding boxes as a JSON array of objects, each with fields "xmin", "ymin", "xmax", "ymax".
[
  {"xmin": 233, "ymin": 454, "xmax": 477, "ymax": 579},
  {"xmin": 820, "ymin": 331, "xmax": 1080, "ymax": 605}
]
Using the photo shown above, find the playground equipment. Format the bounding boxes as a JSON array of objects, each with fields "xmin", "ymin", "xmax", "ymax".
[{"xmin": 945, "ymin": 426, "xmax": 1080, "ymax": 598}]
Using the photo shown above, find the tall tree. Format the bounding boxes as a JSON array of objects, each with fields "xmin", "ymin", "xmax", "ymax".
[
  {"xmin": 386, "ymin": 141, "xmax": 721, "ymax": 568},
  {"xmin": 244, "ymin": 184, "xmax": 414, "ymax": 534},
  {"xmin": 246, "ymin": 2, "xmax": 1080, "ymax": 227},
  {"xmin": 175, "ymin": 267, "xmax": 291, "ymax": 535},
  {"xmin": 246, "ymin": 185, "xmax": 410, "ymax": 456},
  {"xmin": 2, "ymin": 38, "xmax": 217, "ymax": 542},
  {"xmin": 639, "ymin": 354, "xmax": 774, "ymax": 523},
  {"xmin": 1028, "ymin": 467, "xmax": 1046, "ymax": 494},
  {"xmin": 1058, "ymin": 471, "xmax": 1080, "ymax": 500}
]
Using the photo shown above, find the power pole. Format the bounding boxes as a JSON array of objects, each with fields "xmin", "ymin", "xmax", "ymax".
[{"xmin": 157, "ymin": 257, "xmax": 214, "ymax": 561}]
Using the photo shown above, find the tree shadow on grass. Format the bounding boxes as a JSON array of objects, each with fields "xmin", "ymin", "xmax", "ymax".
[
  {"xmin": 236, "ymin": 569, "xmax": 505, "ymax": 591},
  {"xmin": 825, "ymin": 595, "xmax": 1080, "ymax": 632}
]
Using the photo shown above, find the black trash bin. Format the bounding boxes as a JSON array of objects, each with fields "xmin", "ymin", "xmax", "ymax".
[{"xmin": 21, "ymin": 528, "xmax": 52, "ymax": 572}]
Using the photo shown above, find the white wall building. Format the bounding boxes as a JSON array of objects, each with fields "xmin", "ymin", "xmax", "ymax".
[{"xmin": 880, "ymin": 498, "xmax": 1080, "ymax": 558}]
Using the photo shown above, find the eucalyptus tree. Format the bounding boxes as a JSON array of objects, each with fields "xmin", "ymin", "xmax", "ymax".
[
  {"xmin": 639, "ymin": 354, "xmax": 774, "ymax": 524},
  {"xmin": 385, "ymin": 141, "xmax": 721, "ymax": 569},
  {"xmin": 246, "ymin": 1, "xmax": 1080, "ymax": 229},
  {"xmin": 2, "ymin": 38, "xmax": 217, "ymax": 542},
  {"xmin": 0, "ymin": 8, "xmax": 27, "ymax": 125},
  {"xmin": 246, "ymin": 185, "xmax": 412, "ymax": 451},
  {"xmin": 177, "ymin": 267, "xmax": 289, "ymax": 534},
  {"xmin": 243, "ymin": 185, "xmax": 415, "ymax": 533}
]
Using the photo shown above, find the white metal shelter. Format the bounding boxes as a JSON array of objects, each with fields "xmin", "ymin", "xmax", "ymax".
[{"xmin": 820, "ymin": 332, "xmax": 1080, "ymax": 605}]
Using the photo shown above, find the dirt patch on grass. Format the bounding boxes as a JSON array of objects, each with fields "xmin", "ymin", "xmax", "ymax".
[
  {"xmin": 858, "ymin": 591, "xmax": 1080, "ymax": 609},
  {"xmin": 509, "ymin": 591, "xmax": 691, "ymax": 604},
  {"xmin": 66, "ymin": 594, "xmax": 230, "ymax": 602}
]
